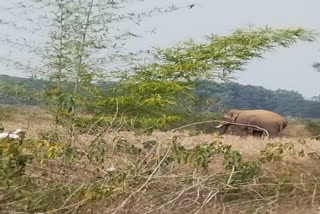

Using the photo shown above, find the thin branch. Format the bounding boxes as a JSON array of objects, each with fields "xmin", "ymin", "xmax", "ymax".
[
  {"xmin": 169, "ymin": 119, "xmax": 270, "ymax": 137},
  {"xmin": 194, "ymin": 190, "xmax": 219, "ymax": 214},
  {"xmin": 111, "ymin": 149, "xmax": 171, "ymax": 214}
]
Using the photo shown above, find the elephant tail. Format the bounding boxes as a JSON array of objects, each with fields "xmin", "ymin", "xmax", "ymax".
[{"xmin": 281, "ymin": 119, "xmax": 288, "ymax": 131}]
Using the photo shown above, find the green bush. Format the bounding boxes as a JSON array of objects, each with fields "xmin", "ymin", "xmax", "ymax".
[
  {"xmin": 1, "ymin": 133, "xmax": 320, "ymax": 213},
  {"xmin": 305, "ymin": 119, "xmax": 320, "ymax": 135}
]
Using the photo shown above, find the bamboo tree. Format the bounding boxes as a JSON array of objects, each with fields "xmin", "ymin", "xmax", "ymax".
[
  {"xmin": 0, "ymin": 2, "xmax": 317, "ymax": 131},
  {"xmin": 94, "ymin": 27, "xmax": 316, "ymax": 129},
  {"xmin": 38, "ymin": 0, "xmax": 183, "ymax": 126}
]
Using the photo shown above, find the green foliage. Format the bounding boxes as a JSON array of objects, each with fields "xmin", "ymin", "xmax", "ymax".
[
  {"xmin": 170, "ymin": 140, "xmax": 261, "ymax": 183},
  {"xmin": 3, "ymin": 74, "xmax": 320, "ymax": 120},
  {"xmin": 140, "ymin": 27, "xmax": 315, "ymax": 81},
  {"xmin": 1, "ymin": 133, "xmax": 320, "ymax": 212},
  {"xmin": 90, "ymin": 80, "xmax": 194, "ymax": 130},
  {"xmin": 0, "ymin": 77, "xmax": 40, "ymax": 105},
  {"xmin": 0, "ymin": 27, "xmax": 316, "ymax": 130},
  {"xmin": 260, "ymin": 141, "xmax": 306, "ymax": 163},
  {"xmin": 87, "ymin": 139, "xmax": 110, "ymax": 164},
  {"xmin": 305, "ymin": 119, "xmax": 320, "ymax": 134},
  {"xmin": 260, "ymin": 142, "xmax": 286, "ymax": 162},
  {"xmin": 0, "ymin": 138, "xmax": 33, "ymax": 180},
  {"xmin": 84, "ymin": 26, "xmax": 314, "ymax": 131},
  {"xmin": 38, "ymin": 0, "xmax": 186, "ymax": 131}
]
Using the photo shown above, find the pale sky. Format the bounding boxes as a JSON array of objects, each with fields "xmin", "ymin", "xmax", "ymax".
[{"xmin": 1, "ymin": 0, "xmax": 320, "ymax": 98}]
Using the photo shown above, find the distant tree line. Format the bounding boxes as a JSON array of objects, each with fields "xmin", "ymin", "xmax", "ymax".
[
  {"xmin": 0, "ymin": 75, "xmax": 319, "ymax": 119},
  {"xmin": 0, "ymin": 75, "xmax": 43, "ymax": 106},
  {"xmin": 194, "ymin": 81, "xmax": 320, "ymax": 118}
]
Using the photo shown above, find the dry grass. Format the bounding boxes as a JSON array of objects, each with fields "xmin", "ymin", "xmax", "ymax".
[
  {"xmin": 2, "ymin": 105, "xmax": 320, "ymax": 213},
  {"xmin": 4, "ymin": 104, "xmax": 320, "ymax": 179},
  {"xmin": 0, "ymin": 104, "xmax": 54, "ymax": 135},
  {"xmin": 2, "ymin": 104, "xmax": 317, "ymax": 146}
]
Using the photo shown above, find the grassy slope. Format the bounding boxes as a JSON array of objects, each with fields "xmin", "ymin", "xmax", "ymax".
[{"xmin": 1, "ymin": 105, "xmax": 320, "ymax": 213}]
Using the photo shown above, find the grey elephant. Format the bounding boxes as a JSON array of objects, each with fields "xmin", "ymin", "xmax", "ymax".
[{"xmin": 216, "ymin": 109, "xmax": 288, "ymax": 138}]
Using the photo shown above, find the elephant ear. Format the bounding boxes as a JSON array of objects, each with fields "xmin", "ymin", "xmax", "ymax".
[
  {"xmin": 223, "ymin": 111, "xmax": 239, "ymax": 122},
  {"xmin": 230, "ymin": 111, "xmax": 239, "ymax": 122}
]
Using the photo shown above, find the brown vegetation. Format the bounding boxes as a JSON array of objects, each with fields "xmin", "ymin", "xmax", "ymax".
[{"xmin": 1, "ymin": 105, "xmax": 320, "ymax": 213}]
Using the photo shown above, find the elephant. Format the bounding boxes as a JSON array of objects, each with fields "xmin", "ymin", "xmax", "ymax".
[{"xmin": 216, "ymin": 109, "xmax": 288, "ymax": 138}]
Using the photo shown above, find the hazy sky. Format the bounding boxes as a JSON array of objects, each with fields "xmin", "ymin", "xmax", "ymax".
[{"xmin": 1, "ymin": 0, "xmax": 320, "ymax": 98}]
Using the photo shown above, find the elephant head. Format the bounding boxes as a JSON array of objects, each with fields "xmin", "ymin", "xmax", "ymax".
[{"xmin": 216, "ymin": 110, "xmax": 241, "ymax": 134}]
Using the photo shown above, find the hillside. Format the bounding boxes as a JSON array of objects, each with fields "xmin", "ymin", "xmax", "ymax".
[{"xmin": 193, "ymin": 81, "xmax": 320, "ymax": 118}]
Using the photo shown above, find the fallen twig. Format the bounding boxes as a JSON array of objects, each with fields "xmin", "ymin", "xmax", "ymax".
[
  {"xmin": 111, "ymin": 149, "xmax": 171, "ymax": 214},
  {"xmin": 170, "ymin": 120, "xmax": 270, "ymax": 137}
]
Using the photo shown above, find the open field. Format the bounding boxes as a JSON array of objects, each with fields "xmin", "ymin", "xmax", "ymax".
[
  {"xmin": 2, "ymin": 104, "xmax": 319, "ymax": 160},
  {"xmin": 1, "ymin": 105, "xmax": 320, "ymax": 213},
  {"xmin": 0, "ymin": 104, "xmax": 315, "ymax": 137}
]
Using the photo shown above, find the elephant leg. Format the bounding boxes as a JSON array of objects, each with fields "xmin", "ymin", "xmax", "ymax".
[
  {"xmin": 276, "ymin": 126, "xmax": 286, "ymax": 138},
  {"xmin": 247, "ymin": 128, "xmax": 255, "ymax": 137},
  {"xmin": 252, "ymin": 130, "xmax": 263, "ymax": 138},
  {"xmin": 274, "ymin": 130, "xmax": 285, "ymax": 139},
  {"xmin": 245, "ymin": 127, "xmax": 263, "ymax": 138},
  {"xmin": 267, "ymin": 131, "xmax": 278, "ymax": 139},
  {"xmin": 238, "ymin": 127, "xmax": 249, "ymax": 138},
  {"xmin": 277, "ymin": 131, "xmax": 284, "ymax": 138},
  {"xmin": 273, "ymin": 125, "xmax": 283, "ymax": 138},
  {"xmin": 217, "ymin": 124, "xmax": 230, "ymax": 134}
]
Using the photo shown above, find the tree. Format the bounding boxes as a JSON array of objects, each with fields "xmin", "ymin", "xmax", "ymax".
[
  {"xmin": 0, "ymin": 2, "xmax": 316, "ymax": 130},
  {"xmin": 92, "ymin": 27, "xmax": 316, "ymax": 129}
]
